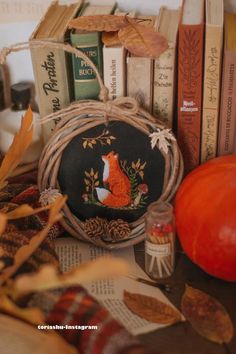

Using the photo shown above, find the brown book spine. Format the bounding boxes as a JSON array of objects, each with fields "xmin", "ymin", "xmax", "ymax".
[
  {"xmin": 177, "ymin": 23, "xmax": 204, "ymax": 172},
  {"xmin": 217, "ymin": 51, "xmax": 236, "ymax": 156}
]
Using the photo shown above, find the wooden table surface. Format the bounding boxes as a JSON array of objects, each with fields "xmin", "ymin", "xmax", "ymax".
[{"xmin": 134, "ymin": 243, "xmax": 236, "ymax": 354}]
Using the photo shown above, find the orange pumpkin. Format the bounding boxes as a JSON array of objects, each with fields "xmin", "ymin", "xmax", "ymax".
[{"xmin": 175, "ymin": 155, "xmax": 236, "ymax": 281}]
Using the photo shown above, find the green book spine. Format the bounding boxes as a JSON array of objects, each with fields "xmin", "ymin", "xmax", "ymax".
[{"xmin": 71, "ymin": 32, "xmax": 103, "ymax": 100}]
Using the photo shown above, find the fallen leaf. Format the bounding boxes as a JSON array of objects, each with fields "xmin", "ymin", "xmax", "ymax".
[
  {"xmin": 123, "ymin": 290, "xmax": 183, "ymax": 324},
  {"xmin": 0, "ymin": 196, "xmax": 66, "ymax": 284},
  {"xmin": 0, "ymin": 293, "xmax": 45, "ymax": 325},
  {"xmin": 102, "ymin": 31, "xmax": 121, "ymax": 47},
  {"xmin": 181, "ymin": 286, "xmax": 234, "ymax": 344},
  {"xmin": 0, "ymin": 213, "xmax": 7, "ymax": 235},
  {"xmin": 68, "ymin": 14, "xmax": 128, "ymax": 32},
  {"xmin": 14, "ymin": 257, "xmax": 129, "ymax": 294},
  {"xmin": 118, "ymin": 18, "xmax": 168, "ymax": 58},
  {"xmin": 0, "ymin": 107, "xmax": 33, "ymax": 190}
]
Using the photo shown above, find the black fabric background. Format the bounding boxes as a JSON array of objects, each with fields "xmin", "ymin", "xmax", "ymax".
[{"xmin": 58, "ymin": 121, "xmax": 165, "ymax": 222}]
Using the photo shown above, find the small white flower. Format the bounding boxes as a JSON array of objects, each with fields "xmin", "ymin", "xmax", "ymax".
[{"xmin": 149, "ymin": 128, "xmax": 176, "ymax": 154}]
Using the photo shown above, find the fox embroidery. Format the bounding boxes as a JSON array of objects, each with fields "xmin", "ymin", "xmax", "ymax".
[{"xmin": 96, "ymin": 151, "xmax": 131, "ymax": 208}]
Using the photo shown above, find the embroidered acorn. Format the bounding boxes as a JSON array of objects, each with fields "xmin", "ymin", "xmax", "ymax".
[
  {"xmin": 133, "ymin": 183, "xmax": 148, "ymax": 206},
  {"xmin": 104, "ymin": 219, "xmax": 131, "ymax": 242},
  {"xmin": 83, "ymin": 217, "xmax": 108, "ymax": 240}
]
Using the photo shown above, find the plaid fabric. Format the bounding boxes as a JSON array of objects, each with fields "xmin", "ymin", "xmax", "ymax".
[
  {"xmin": 46, "ymin": 286, "xmax": 150, "ymax": 354},
  {"xmin": 0, "ymin": 171, "xmax": 152, "ymax": 354},
  {"xmin": 0, "ymin": 224, "xmax": 59, "ymax": 274},
  {"xmin": 0, "ymin": 180, "xmax": 62, "ymax": 274}
]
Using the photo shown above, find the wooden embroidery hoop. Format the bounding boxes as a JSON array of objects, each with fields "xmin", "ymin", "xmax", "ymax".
[{"xmin": 0, "ymin": 41, "xmax": 184, "ymax": 249}]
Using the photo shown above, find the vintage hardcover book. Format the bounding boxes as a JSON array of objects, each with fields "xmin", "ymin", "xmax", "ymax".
[
  {"xmin": 127, "ymin": 16, "xmax": 155, "ymax": 112},
  {"xmin": 102, "ymin": 10, "xmax": 135, "ymax": 100},
  {"xmin": 103, "ymin": 46, "xmax": 126, "ymax": 100},
  {"xmin": 201, "ymin": 0, "xmax": 224, "ymax": 163},
  {"xmin": 153, "ymin": 7, "xmax": 180, "ymax": 128},
  {"xmin": 71, "ymin": 2, "xmax": 116, "ymax": 101},
  {"xmin": 30, "ymin": 1, "xmax": 83, "ymax": 143},
  {"xmin": 177, "ymin": 0, "xmax": 204, "ymax": 172},
  {"xmin": 217, "ymin": 12, "xmax": 236, "ymax": 156}
]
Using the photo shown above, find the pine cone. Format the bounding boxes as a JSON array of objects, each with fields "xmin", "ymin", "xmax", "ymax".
[
  {"xmin": 84, "ymin": 217, "xmax": 108, "ymax": 240},
  {"xmin": 104, "ymin": 219, "xmax": 131, "ymax": 242}
]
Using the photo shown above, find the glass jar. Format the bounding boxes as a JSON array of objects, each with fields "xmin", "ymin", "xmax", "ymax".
[{"xmin": 145, "ymin": 201, "xmax": 175, "ymax": 280}]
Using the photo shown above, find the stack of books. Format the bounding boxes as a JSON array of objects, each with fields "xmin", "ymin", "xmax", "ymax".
[{"xmin": 30, "ymin": 0, "xmax": 236, "ymax": 173}]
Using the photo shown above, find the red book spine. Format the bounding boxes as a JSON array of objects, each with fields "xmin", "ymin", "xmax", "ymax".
[{"xmin": 178, "ymin": 23, "xmax": 204, "ymax": 172}]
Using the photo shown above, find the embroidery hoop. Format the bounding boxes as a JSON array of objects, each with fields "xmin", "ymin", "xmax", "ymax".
[{"xmin": 0, "ymin": 41, "xmax": 184, "ymax": 249}]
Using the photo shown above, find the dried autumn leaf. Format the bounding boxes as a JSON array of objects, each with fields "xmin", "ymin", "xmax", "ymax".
[
  {"xmin": 123, "ymin": 290, "xmax": 183, "ymax": 324},
  {"xmin": 102, "ymin": 31, "xmax": 121, "ymax": 47},
  {"xmin": 0, "ymin": 213, "xmax": 7, "ymax": 235},
  {"xmin": 0, "ymin": 196, "xmax": 67, "ymax": 284},
  {"xmin": 181, "ymin": 286, "xmax": 234, "ymax": 344},
  {"xmin": 0, "ymin": 293, "xmax": 45, "ymax": 325},
  {"xmin": 6, "ymin": 204, "xmax": 51, "ymax": 220},
  {"xmin": 118, "ymin": 18, "xmax": 168, "ymax": 59},
  {"xmin": 0, "ymin": 107, "xmax": 33, "ymax": 190},
  {"xmin": 68, "ymin": 14, "xmax": 128, "ymax": 32},
  {"xmin": 14, "ymin": 257, "xmax": 129, "ymax": 294}
]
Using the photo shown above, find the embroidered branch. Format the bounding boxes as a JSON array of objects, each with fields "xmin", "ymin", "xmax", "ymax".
[{"xmin": 82, "ymin": 129, "xmax": 116, "ymax": 149}]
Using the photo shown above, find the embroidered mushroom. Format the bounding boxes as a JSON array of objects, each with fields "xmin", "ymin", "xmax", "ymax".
[{"xmin": 134, "ymin": 184, "xmax": 148, "ymax": 206}]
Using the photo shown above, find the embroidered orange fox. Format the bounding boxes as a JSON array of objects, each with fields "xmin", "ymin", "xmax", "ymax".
[{"xmin": 96, "ymin": 151, "xmax": 131, "ymax": 208}]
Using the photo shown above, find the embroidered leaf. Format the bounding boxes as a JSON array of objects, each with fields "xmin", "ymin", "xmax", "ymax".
[
  {"xmin": 140, "ymin": 162, "xmax": 146, "ymax": 170},
  {"xmin": 149, "ymin": 128, "xmax": 175, "ymax": 154},
  {"xmin": 88, "ymin": 143, "xmax": 93, "ymax": 149},
  {"xmin": 83, "ymin": 141, "xmax": 87, "ymax": 149},
  {"xmin": 95, "ymin": 181, "xmax": 99, "ymax": 187},
  {"xmin": 91, "ymin": 139, "xmax": 96, "ymax": 144},
  {"xmin": 84, "ymin": 179, "xmax": 90, "ymax": 186},
  {"xmin": 123, "ymin": 290, "xmax": 183, "ymax": 324},
  {"xmin": 110, "ymin": 136, "xmax": 116, "ymax": 140},
  {"xmin": 118, "ymin": 17, "xmax": 168, "ymax": 59},
  {"xmin": 85, "ymin": 171, "xmax": 90, "ymax": 178},
  {"xmin": 0, "ymin": 196, "xmax": 66, "ymax": 284},
  {"xmin": 68, "ymin": 14, "xmax": 128, "ymax": 32},
  {"xmin": 139, "ymin": 171, "xmax": 144, "ymax": 180},
  {"xmin": 0, "ymin": 293, "xmax": 45, "ymax": 325},
  {"xmin": 102, "ymin": 31, "xmax": 121, "ymax": 47},
  {"xmin": 14, "ymin": 257, "xmax": 130, "ymax": 294},
  {"xmin": 94, "ymin": 172, "xmax": 98, "ymax": 179},
  {"xmin": 181, "ymin": 286, "xmax": 234, "ymax": 344},
  {"xmin": 0, "ymin": 107, "xmax": 33, "ymax": 190},
  {"xmin": 107, "ymin": 139, "xmax": 111, "ymax": 145},
  {"xmin": 90, "ymin": 168, "xmax": 94, "ymax": 176},
  {"xmin": 131, "ymin": 162, "xmax": 136, "ymax": 169}
]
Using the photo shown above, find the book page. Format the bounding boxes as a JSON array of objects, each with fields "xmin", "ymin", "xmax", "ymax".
[{"xmin": 55, "ymin": 237, "xmax": 181, "ymax": 335}]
